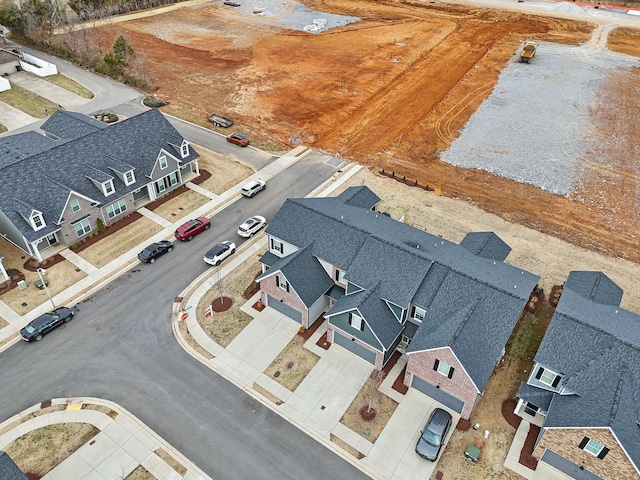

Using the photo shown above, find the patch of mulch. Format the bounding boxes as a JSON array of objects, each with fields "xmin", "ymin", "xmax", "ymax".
[
  {"xmin": 359, "ymin": 405, "xmax": 376, "ymax": 421},
  {"xmin": 392, "ymin": 365, "xmax": 409, "ymax": 394},
  {"xmin": 0, "ymin": 268, "xmax": 25, "ymax": 295},
  {"xmin": 382, "ymin": 350, "xmax": 402, "ymax": 376},
  {"xmin": 379, "ymin": 170, "xmax": 434, "ymax": 191},
  {"xmin": 70, "ymin": 212, "xmax": 143, "ymax": 253},
  {"xmin": 502, "ymin": 398, "xmax": 521, "ymax": 429},
  {"xmin": 211, "ymin": 296, "xmax": 232, "ymax": 312},
  {"xmin": 456, "ymin": 418, "xmax": 472, "ymax": 431},
  {"xmin": 252, "ymin": 301, "xmax": 265, "ymax": 312},
  {"xmin": 299, "ymin": 316, "xmax": 325, "ymax": 340},
  {"xmin": 519, "ymin": 424, "xmax": 541, "ymax": 469},
  {"xmin": 25, "ymin": 473, "xmax": 41, "ymax": 480},
  {"xmin": 316, "ymin": 332, "xmax": 331, "ymax": 350},
  {"xmin": 525, "ymin": 292, "xmax": 545, "ymax": 314},
  {"xmin": 243, "ymin": 271, "xmax": 261, "ymax": 299},
  {"xmin": 23, "ymin": 254, "xmax": 66, "ymax": 272},
  {"xmin": 549, "ymin": 285, "xmax": 563, "ymax": 307},
  {"xmin": 191, "ymin": 169, "xmax": 212, "ymax": 185}
]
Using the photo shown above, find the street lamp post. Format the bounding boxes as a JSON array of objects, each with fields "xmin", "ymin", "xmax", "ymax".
[{"xmin": 37, "ymin": 268, "xmax": 56, "ymax": 309}]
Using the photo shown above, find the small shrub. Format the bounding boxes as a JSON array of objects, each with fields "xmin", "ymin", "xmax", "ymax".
[
  {"xmin": 414, "ymin": 179, "xmax": 418, "ymax": 186},
  {"xmin": 143, "ymin": 96, "xmax": 168, "ymax": 108},
  {"xmin": 391, "ymin": 171, "xmax": 395, "ymax": 178},
  {"xmin": 96, "ymin": 217, "xmax": 106, "ymax": 233},
  {"xmin": 403, "ymin": 175, "xmax": 406, "ymax": 181},
  {"xmin": 381, "ymin": 168, "xmax": 385, "ymax": 174}
]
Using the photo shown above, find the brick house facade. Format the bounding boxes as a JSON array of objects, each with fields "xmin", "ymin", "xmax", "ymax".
[
  {"xmin": 405, "ymin": 347, "xmax": 479, "ymax": 419},
  {"xmin": 533, "ymin": 428, "xmax": 637, "ymax": 480}
]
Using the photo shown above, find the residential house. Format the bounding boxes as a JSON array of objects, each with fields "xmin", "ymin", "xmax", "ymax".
[
  {"xmin": 0, "ymin": 109, "xmax": 199, "ymax": 260},
  {"xmin": 257, "ymin": 186, "xmax": 539, "ymax": 419},
  {"xmin": 0, "ymin": 451, "xmax": 27, "ymax": 480},
  {"xmin": 516, "ymin": 271, "xmax": 640, "ymax": 480}
]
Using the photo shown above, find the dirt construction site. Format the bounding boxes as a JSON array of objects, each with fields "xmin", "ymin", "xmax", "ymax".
[{"xmin": 76, "ymin": 0, "xmax": 640, "ymax": 264}]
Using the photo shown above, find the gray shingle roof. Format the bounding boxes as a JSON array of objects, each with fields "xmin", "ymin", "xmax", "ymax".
[
  {"xmin": 0, "ymin": 131, "xmax": 56, "ymax": 168},
  {"xmin": 0, "ymin": 451, "xmax": 27, "ymax": 480},
  {"xmin": 460, "ymin": 232, "xmax": 512, "ymax": 261},
  {"xmin": 517, "ymin": 382, "xmax": 553, "ymax": 410},
  {"xmin": 532, "ymin": 271, "xmax": 640, "ymax": 470},
  {"xmin": 266, "ymin": 187, "xmax": 539, "ymax": 380},
  {"xmin": 41, "ymin": 110, "xmax": 107, "ymax": 141},
  {"xmin": 258, "ymin": 244, "xmax": 334, "ymax": 307},
  {"xmin": 336, "ymin": 185, "xmax": 381, "ymax": 210},
  {"xmin": 0, "ymin": 109, "xmax": 198, "ymax": 244}
]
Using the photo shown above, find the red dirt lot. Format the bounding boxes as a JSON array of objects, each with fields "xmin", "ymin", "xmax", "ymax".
[{"xmin": 81, "ymin": 0, "xmax": 640, "ymax": 264}]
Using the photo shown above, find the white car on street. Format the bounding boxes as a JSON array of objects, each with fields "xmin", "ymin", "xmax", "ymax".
[
  {"xmin": 241, "ymin": 180, "xmax": 266, "ymax": 198},
  {"xmin": 237, "ymin": 216, "xmax": 267, "ymax": 238},
  {"xmin": 203, "ymin": 241, "xmax": 236, "ymax": 266}
]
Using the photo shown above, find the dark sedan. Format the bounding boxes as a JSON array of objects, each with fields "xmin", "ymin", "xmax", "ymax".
[
  {"xmin": 138, "ymin": 240, "xmax": 173, "ymax": 263},
  {"xmin": 20, "ymin": 307, "xmax": 74, "ymax": 342}
]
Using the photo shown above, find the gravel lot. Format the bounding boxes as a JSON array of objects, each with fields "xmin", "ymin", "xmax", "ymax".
[{"xmin": 441, "ymin": 39, "xmax": 638, "ymax": 196}]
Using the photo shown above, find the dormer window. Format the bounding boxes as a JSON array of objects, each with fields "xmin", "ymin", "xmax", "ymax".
[
  {"xmin": 124, "ymin": 170, "xmax": 135, "ymax": 185},
  {"xmin": 159, "ymin": 155, "xmax": 168, "ymax": 170},
  {"xmin": 70, "ymin": 199, "xmax": 80, "ymax": 212},
  {"xmin": 31, "ymin": 213, "xmax": 45, "ymax": 231},
  {"xmin": 103, "ymin": 180, "xmax": 114, "ymax": 196},
  {"xmin": 181, "ymin": 143, "xmax": 189, "ymax": 157},
  {"xmin": 411, "ymin": 306, "xmax": 426, "ymax": 321},
  {"xmin": 534, "ymin": 366, "xmax": 561, "ymax": 388},
  {"xmin": 335, "ymin": 269, "xmax": 346, "ymax": 284}
]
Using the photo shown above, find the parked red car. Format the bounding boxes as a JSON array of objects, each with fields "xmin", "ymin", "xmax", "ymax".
[
  {"xmin": 175, "ymin": 217, "xmax": 211, "ymax": 241},
  {"xmin": 226, "ymin": 133, "xmax": 250, "ymax": 147}
]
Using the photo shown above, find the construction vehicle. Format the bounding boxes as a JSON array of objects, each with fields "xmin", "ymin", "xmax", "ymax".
[{"xmin": 519, "ymin": 41, "xmax": 537, "ymax": 64}]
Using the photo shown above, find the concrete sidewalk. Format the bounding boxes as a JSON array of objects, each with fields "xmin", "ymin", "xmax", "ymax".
[
  {"xmin": 0, "ymin": 398, "xmax": 212, "ymax": 480},
  {"xmin": 8, "ymin": 71, "xmax": 89, "ymax": 109}
]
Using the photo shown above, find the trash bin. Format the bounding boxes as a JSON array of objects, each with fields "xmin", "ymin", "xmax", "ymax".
[{"xmin": 15, "ymin": 65, "xmax": 21, "ymax": 72}]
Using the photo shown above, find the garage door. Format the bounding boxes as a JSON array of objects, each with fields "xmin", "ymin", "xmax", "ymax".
[
  {"xmin": 266, "ymin": 295, "xmax": 302, "ymax": 323},
  {"xmin": 334, "ymin": 332, "xmax": 377, "ymax": 364},
  {"xmin": 411, "ymin": 376, "xmax": 464, "ymax": 414}
]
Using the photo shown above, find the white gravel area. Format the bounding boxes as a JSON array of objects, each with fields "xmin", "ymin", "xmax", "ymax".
[{"xmin": 440, "ymin": 40, "xmax": 638, "ymax": 196}]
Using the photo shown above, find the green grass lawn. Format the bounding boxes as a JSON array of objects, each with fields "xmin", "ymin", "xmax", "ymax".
[
  {"xmin": 0, "ymin": 84, "xmax": 61, "ymax": 118},
  {"xmin": 43, "ymin": 74, "xmax": 94, "ymax": 98}
]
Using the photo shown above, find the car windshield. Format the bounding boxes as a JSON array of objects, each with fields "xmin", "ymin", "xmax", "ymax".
[
  {"xmin": 24, "ymin": 324, "xmax": 36, "ymax": 334},
  {"xmin": 239, "ymin": 226, "xmax": 248, "ymax": 232},
  {"xmin": 422, "ymin": 429, "xmax": 442, "ymax": 447},
  {"xmin": 208, "ymin": 247, "xmax": 224, "ymax": 256}
]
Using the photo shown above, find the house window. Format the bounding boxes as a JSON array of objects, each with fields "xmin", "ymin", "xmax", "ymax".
[
  {"xmin": 168, "ymin": 172, "xmax": 178, "ymax": 186},
  {"xmin": 412, "ymin": 306, "xmax": 426, "ymax": 321},
  {"xmin": 535, "ymin": 367, "xmax": 561, "ymax": 388},
  {"xmin": 159, "ymin": 155, "xmax": 168, "ymax": 169},
  {"xmin": 276, "ymin": 275, "xmax": 289, "ymax": 292},
  {"xmin": 579, "ymin": 437, "xmax": 609, "ymax": 459},
  {"xmin": 70, "ymin": 199, "xmax": 80, "ymax": 212},
  {"xmin": 349, "ymin": 312, "xmax": 364, "ymax": 331},
  {"xmin": 523, "ymin": 402, "xmax": 539, "ymax": 417},
  {"xmin": 103, "ymin": 180, "xmax": 114, "ymax": 196},
  {"xmin": 156, "ymin": 179, "xmax": 166, "ymax": 193},
  {"xmin": 74, "ymin": 219, "xmax": 91, "ymax": 237},
  {"xmin": 434, "ymin": 359, "xmax": 455, "ymax": 379},
  {"xmin": 271, "ymin": 239, "xmax": 283, "ymax": 254},
  {"xmin": 106, "ymin": 199, "xmax": 127, "ymax": 219},
  {"xmin": 181, "ymin": 143, "xmax": 189, "ymax": 157},
  {"xmin": 124, "ymin": 170, "xmax": 135, "ymax": 185},
  {"xmin": 335, "ymin": 269, "xmax": 346, "ymax": 283},
  {"xmin": 32, "ymin": 213, "xmax": 44, "ymax": 230}
]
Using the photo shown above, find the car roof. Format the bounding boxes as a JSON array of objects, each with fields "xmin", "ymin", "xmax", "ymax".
[
  {"xmin": 206, "ymin": 244, "xmax": 228, "ymax": 256},
  {"xmin": 427, "ymin": 408, "xmax": 452, "ymax": 434},
  {"xmin": 243, "ymin": 180, "xmax": 261, "ymax": 189},
  {"xmin": 233, "ymin": 133, "xmax": 247, "ymax": 139}
]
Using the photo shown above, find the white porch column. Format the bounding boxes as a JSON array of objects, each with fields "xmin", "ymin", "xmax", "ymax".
[{"xmin": 0, "ymin": 255, "xmax": 8, "ymax": 281}]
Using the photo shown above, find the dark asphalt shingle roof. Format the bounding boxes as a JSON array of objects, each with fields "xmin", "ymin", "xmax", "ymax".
[
  {"xmin": 267, "ymin": 187, "xmax": 539, "ymax": 381},
  {"xmin": 41, "ymin": 110, "xmax": 107, "ymax": 141},
  {"xmin": 327, "ymin": 283, "xmax": 403, "ymax": 350},
  {"xmin": 0, "ymin": 109, "xmax": 198, "ymax": 243},
  {"xmin": 0, "ymin": 451, "xmax": 27, "ymax": 480},
  {"xmin": 0, "ymin": 131, "xmax": 56, "ymax": 168},
  {"xmin": 531, "ymin": 271, "xmax": 640, "ymax": 470},
  {"xmin": 517, "ymin": 382, "xmax": 553, "ymax": 410},
  {"xmin": 336, "ymin": 185, "xmax": 381, "ymax": 210},
  {"xmin": 258, "ymin": 244, "xmax": 334, "ymax": 307},
  {"xmin": 460, "ymin": 232, "xmax": 512, "ymax": 261}
]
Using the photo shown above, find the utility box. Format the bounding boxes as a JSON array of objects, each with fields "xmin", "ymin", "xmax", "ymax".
[{"xmin": 464, "ymin": 444, "xmax": 481, "ymax": 463}]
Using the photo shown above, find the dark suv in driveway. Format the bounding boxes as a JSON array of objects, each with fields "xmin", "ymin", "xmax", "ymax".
[
  {"xmin": 415, "ymin": 408, "xmax": 452, "ymax": 461},
  {"xmin": 20, "ymin": 307, "xmax": 74, "ymax": 342}
]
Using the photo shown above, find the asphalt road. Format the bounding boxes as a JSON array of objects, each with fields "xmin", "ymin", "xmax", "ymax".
[{"xmin": 0, "ymin": 153, "xmax": 365, "ymax": 479}]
